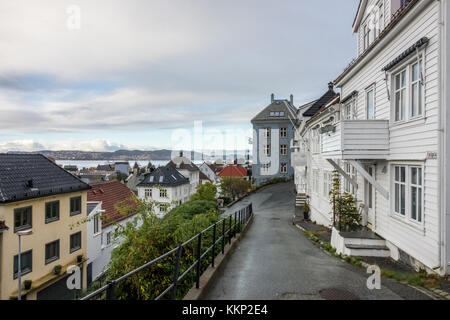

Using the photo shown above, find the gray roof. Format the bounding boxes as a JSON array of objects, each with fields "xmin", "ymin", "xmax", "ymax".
[
  {"xmin": 302, "ymin": 89, "xmax": 337, "ymax": 117},
  {"xmin": 0, "ymin": 154, "xmax": 91, "ymax": 204},
  {"xmin": 126, "ymin": 173, "xmax": 146, "ymax": 191},
  {"xmin": 167, "ymin": 160, "xmax": 199, "ymax": 172},
  {"xmin": 251, "ymin": 100, "xmax": 297, "ymax": 123},
  {"xmin": 137, "ymin": 165, "xmax": 189, "ymax": 188},
  {"xmin": 87, "ymin": 202, "xmax": 101, "ymax": 215}
]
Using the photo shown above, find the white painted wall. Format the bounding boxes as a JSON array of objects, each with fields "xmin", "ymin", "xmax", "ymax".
[{"xmin": 137, "ymin": 183, "xmax": 190, "ymax": 216}]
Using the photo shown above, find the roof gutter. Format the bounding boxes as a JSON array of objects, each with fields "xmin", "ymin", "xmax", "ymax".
[{"xmin": 335, "ymin": 0, "xmax": 431, "ymax": 87}]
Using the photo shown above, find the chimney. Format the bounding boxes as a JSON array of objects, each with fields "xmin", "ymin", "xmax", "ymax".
[
  {"xmin": 290, "ymin": 94, "xmax": 294, "ymax": 105},
  {"xmin": 179, "ymin": 150, "xmax": 183, "ymax": 157},
  {"xmin": 271, "ymin": 93, "xmax": 275, "ymax": 103},
  {"xmin": 328, "ymin": 82, "xmax": 334, "ymax": 91}
]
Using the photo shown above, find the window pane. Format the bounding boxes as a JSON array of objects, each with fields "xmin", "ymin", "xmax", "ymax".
[
  {"xmin": 418, "ymin": 189, "xmax": 422, "ymax": 222},
  {"xmin": 395, "ymin": 184, "xmax": 399, "ymax": 213},
  {"xmin": 418, "ymin": 168, "xmax": 422, "ymax": 185},
  {"xmin": 401, "ymin": 167, "xmax": 406, "ymax": 182},
  {"xmin": 411, "ymin": 167, "xmax": 417, "ymax": 185},
  {"xmin": 412, "ymin": 63, "xmax": 418, "ymax": 81},
  {"xmin": 412, "ymin": 83, "xmax": 418, "ymax": 117},
  {"xmin": 401, "ymin": 185, "xmax": 406, "ymax": 215},
  {"xmin": 411, "ymin": 186, "xmax": 417, "ymax": 220}
]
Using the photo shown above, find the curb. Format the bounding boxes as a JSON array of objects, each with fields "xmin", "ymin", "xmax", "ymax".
[{"xmin": 183, "ymin": 214, "xmax": 254, "ymax": 300}]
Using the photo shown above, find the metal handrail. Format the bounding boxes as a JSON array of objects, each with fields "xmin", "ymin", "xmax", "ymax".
[{"xmin": 81, "ymin": 203, "xmax": 253, "ymax": 300}]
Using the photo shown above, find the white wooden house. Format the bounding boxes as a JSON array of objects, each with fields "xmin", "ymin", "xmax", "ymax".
[{"xmin": 293, "ymin": 0, "xmax": 450, "ymax": 275}]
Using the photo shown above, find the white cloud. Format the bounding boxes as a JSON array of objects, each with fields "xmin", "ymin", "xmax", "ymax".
[{"xmin": 0, "ymin": 138, "xmax": 128, "ymax": 152}]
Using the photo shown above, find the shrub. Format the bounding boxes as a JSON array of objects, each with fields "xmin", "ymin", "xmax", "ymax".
[{"xmin": 190, "ymin": 183, "xmax": 217, "ymax": 202}]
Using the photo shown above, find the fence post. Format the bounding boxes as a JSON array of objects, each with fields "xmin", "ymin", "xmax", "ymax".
[
  {"xmin": 222, "ymin": 219, "xmax": 225, "ymax": 254},
  {"xmin": 106, "ymin": 280, "xmax": 115, "ymax": 300},
  {"xmin": 212, "ymin": 224, "xmax": 216, "ymax": 268},
  {"xmin": 234, "ymin": 212, "xmax": 237, "ymax": 238},
  {"xmin": 171, "ymin": 245, "xmax": 183, "ymax": 300},
  {"xmin": 238, "ymin": 210, "xmax": 241, "ymax": 233},
  {"xmin": 229, "ymin": 215, "xmax": 232, "ymax": 245},
  {"xmin": 196, "ymin": 233, "xmax": 202, "ymax": 289}
]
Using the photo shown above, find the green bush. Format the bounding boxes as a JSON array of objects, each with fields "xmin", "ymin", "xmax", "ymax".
[
  {"xmin": 106, "ymin": 197, "xmax": 221, "ymax": 300},
  {"xmin": 190, "ymin": 183, "xmax": 217, "ymax": 202}
]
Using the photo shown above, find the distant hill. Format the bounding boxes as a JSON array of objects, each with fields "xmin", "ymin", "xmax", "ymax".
[{"xmin": 8, "ymin": 149, "xmax": 204, "ymax": 161}]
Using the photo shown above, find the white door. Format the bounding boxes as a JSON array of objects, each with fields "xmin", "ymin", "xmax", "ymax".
[{"xmin": 364, "ymin": 165, "xmax": 376, "ymax": 228}]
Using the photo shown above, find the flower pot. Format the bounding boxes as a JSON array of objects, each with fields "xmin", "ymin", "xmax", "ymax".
[{"xmin": 53, "ymin": 265, "xmax": 62, "ymax": 275}]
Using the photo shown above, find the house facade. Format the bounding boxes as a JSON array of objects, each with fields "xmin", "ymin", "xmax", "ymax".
[
  {"xmin": 0, "ymin": 154, "xmax": 91, "ymax": 300},
  {"xmin": 251, "ymin": 94, "xmax": 297, "ymax": 185},
  {"xmin": 137, "ymin": 165, "xmax": 191, "ymax": 216},
  {"xmin": 86, "ymin": 180, "xmax": 138, "ymax": 286},
  {"xmin": 167, "ymin": 154, "xmax": 200, "ymax": 196},
  {"xmin": 293, "ymin": 0, "xmax": 450, "ymax": 275}
]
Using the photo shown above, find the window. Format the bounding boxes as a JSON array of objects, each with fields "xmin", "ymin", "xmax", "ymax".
[
  {"xmin": 280, "ymin": 163, "xmax": 287, "ymax": 174},
  {"xmin": 106, "ymin": 232, "xmax": 112, "ymax": 246},
  {"xmin": 263, "ymin": 128, "xmax": 271, "ymax": 139},
  {"xmin": 394, "ymin": 166, "xmax": 406, "ymax": 216},
  {"xmin": 280, "ymin": 144, "xmax": 288, "ymax": 156},
  {"xmin": 45, "ymin": 240, "xmax": 60, "ymax": 265},
  {"xmin": 344, "ymin": 163, "xmax": 357, "ymax": 195},
  {"xmin": 394, "ymin": 69, "xmax": 407, "ymax": 121},
  {"xmin": 70, "ymin": 196, "xmax": 82, "ymax": 216},
  {"xmin": 411, "ymin": 60, "xmax": 424, "ymax": 118},
  {"xmin": 159, "ymin": 204, "xmax": 167, "ymax": 213},
  {"xmin": 393, "ymin": 58, "xmax": 424, "ymax": 123},
  {"xmin": 13, "ymin": 250, "xmax": 32, "ymax": 279},
  {"xmin": 312, "ymin": 170, "xmax": 320, "ymax": 194},
  {"xmin": 366, "ymin": 86, "xmax": 375, "ymax": 119},
  {"xmin": 14, "ymin": 206, "xmax": 32, "ymax": 232},
  {"xmin": 363, "ymin": 25, "xmax": 370, "ymax": 51},
  {"xmin": 410, "ymin": 167, "xmax": 423, "ymax": 222},
  {"xmin": 70, "ymin": 232, "xmax": 82, "ymax": 253},
  {"xmin": 145, "ymin": 188, "xmax": 152, "ymax": 198},
  {"xmin": 311, "ymin": 128, "xmax": 321, "ymax": 154},
  {"xmin": 261, "ymin": 163, "xmax": 271, "ymax": 174},
  {"xmin": 264, "ymin": 144, "xmax": 271, "ymax": 157},
  {"xmin": 280, "ymin": 127, "xmax": 287, "ymax": 138},
  {"xmin": 323, "ymin": 172, "xmax": 332, "ymax": 198},
  {"xmin": 45, "ymin": 201, "xmax": 60, "ymax": 223},
  {"xmin": 93, "ymin": 214, "xmax": 100, "ymax": 234},
  {"xmin": 343, "ymin": 101, "xmax": 354, "ymax": 120},
  {"xmin": 160, "ymin": 188, "xmax": 168, "ymax": 198}
]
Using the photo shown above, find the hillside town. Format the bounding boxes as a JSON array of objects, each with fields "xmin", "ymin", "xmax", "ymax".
[{"xmin": 0, "ymin": 0, "xmax": 450, "ymax": 305}]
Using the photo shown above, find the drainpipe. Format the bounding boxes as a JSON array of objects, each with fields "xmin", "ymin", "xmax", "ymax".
[{"xmin": 437, "ymin": 0, "xmax": 446, "ymax": 274}]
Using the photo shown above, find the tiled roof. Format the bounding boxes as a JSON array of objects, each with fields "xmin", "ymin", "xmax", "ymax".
[
  {"xmin": 137, "ymin": 165, "xmax": 190, "ymax": 187},
  {"xmin": 87, "ymin": 180, "xmax": 136, "ymax": 227},
  {"xmin": 302, "ymin": 88, "xmax": 337, "ymax": 117},
  {"xmin": 0, "ymin": 154, "xmax": 91, "ymax": 204},
  {"xmin": 218, "ymin": 165, "xmax": 248, "ymax": 178},
  {"xmin": 334, "ymin": 0, "xmax": 420, "ymax": 84}
]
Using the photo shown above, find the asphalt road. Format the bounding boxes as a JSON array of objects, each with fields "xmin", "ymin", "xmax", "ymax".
[{"xmin": 204, "ymin": 182, "xmax": 431, "ymax": 300}]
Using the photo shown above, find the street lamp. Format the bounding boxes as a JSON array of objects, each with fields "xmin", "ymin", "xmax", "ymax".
[{"xmin": 17, "ymin": 229, "xmax": 33, "ymax": 300}]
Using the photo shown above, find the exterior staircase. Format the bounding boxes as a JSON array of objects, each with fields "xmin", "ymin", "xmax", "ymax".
[
  {"xmin": 331, "ymin": 227, "xmax": 390, "ymax": 258},
  {"xmin": 295, "ymin": 193, "xmax": 307, "ymax": 207}
]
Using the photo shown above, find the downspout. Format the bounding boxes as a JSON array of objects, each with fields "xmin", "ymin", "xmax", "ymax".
[{"xmin": 436, "ymin": 0, "xmax": 446, "ymax": 274}]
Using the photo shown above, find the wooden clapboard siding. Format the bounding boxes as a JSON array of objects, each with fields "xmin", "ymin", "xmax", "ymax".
[{"xmin": 339, "ymin": 1, "xmax": 441, "ymax": 269}]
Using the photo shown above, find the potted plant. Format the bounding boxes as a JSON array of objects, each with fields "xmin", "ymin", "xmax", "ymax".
[
  {"xmin": 53, "ymin": 265, "xmax": 62, "ymax": 275},
  {"xmin": 24, "ymin": 280, "xmax": 32, "ymax": 290},
  {"xmin": 77, "ymin": 255, "xmax": 83, "ymax": 263},
  {"xmin": 303, "ymin": 201, "xmax": 310, "ymax": 220}
]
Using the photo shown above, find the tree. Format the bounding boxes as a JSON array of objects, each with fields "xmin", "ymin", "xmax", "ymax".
[
  {"xmin": 329, "ymin": 170, "xmax": 361, "ymax": 231},
  {"xmin": 219, "ymin": 177, "xmax": 251, "ymax": 200},
  {"xmin": 190, "ymin": 182, "xmax": 217, "ymax": 202}
]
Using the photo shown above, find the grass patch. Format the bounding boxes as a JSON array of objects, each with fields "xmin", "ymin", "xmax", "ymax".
[{"xmin": 381, "ymin": 269, "xmax": 442, "ymax": 289}]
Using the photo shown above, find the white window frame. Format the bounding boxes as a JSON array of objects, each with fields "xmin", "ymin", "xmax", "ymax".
[
  {"xmin": 280, "ymin": 162, "xmax": 288, "ymax": 174},
  {"xmin": 343, "ymin": 99, "xmax": 355, "ymax": 120},
  {"xmin": 160, "ymin": 188, "xmax": 168, "ymax": 198},
  {"xmin": 344, "ymin": 162, "xmax": 357, "ymax": 195},
  {"xmin": 311, "ymin": 127, "xmax": 321, "ymax": 154},
  {"xmin": 145, "ymin": 188, "xmax": 152, "ymax": 198},
  {"xmin": 264, "ymin": 144, "xmax": 271, "ymax": 157},
  {"xmin": 280, "ymin": 127, "xmax": 287, "ymax": 138},
  {"xmin": 366, "ymin": 84, "xmax": 375, "ymax": 120},
  {"xmin": 93, "ymin": 213, "xmax": 100, "ymax": 235},
  {"xmin": 390, "ymin": 53, "xmax": 425, "ymax": 124},
  {"xmin": 390, "ymin": 163, "xmax": 425, "ymax": 226},
  {"xmin": 280, "ymin": 144, "xmax": 288, "ymax": 156}
]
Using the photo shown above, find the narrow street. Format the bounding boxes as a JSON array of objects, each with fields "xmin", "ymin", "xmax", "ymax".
[{"xmin": 205, "ymin": 182, "xmax": 431, "ymax": 300}]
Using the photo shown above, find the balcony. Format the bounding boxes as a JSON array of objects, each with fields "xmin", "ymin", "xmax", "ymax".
[{"xmin": 322, "ymin": 120, "xmax": 389, "ymax": 160}]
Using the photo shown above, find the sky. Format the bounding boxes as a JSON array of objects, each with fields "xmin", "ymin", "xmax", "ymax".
[{"xmin": 0, "ymin": 0, "xmax": 358, "ymax": 153}]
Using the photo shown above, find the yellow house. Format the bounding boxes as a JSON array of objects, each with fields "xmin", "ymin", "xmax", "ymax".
[{"xmin": 0, "ymin": 154, "xmax": 91, "ymax": 300}]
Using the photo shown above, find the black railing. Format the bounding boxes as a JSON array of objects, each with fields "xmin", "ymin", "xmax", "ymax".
[{"xmin": 81, "ymin": 203, "xmax": 253, "ymax": 300}]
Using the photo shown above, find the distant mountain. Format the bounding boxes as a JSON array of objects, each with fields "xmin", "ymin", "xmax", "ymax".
[{"xmin": 8, "ymin": 149, "xmax": 205, "ymax": 161}]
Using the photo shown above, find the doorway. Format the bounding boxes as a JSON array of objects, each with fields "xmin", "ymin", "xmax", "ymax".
[{"xmin": 364, "ymin": 165, "xmax": 376, "ymax": 228}]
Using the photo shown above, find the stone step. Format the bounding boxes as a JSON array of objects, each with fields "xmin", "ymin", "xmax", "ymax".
[
  {"xmin": 344, "ymin": 244, "xmax": 390, "ymax": 258},
  {"xmin": 344, "ymin": 237, "xmax": 386, "ymax": 247}
]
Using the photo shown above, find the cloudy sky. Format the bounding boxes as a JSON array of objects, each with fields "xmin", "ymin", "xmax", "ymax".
[{"xmin": 0, "ymin": 0, "xmax": 358, "ymax": 153}]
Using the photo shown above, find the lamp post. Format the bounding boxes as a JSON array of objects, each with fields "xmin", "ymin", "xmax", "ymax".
[{"xmin": 17, "ymin": 229, "xmax": 33, "ymax": 300}]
